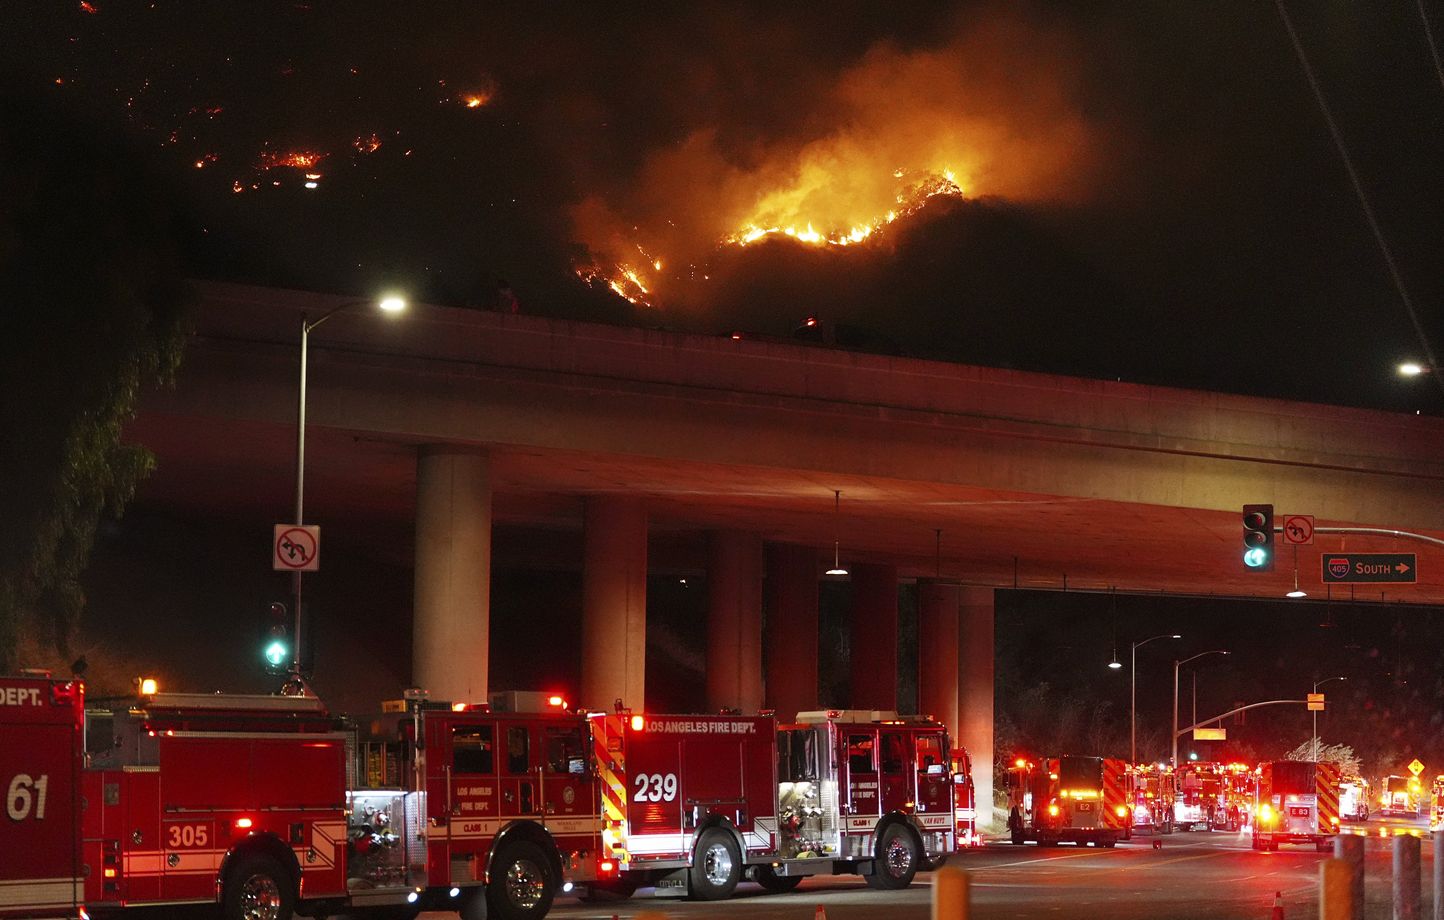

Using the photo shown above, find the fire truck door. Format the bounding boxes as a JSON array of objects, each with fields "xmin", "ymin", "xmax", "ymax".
[
  {"xmin": 540, "ymin": 724, "xmax": 593, "ymax": 835},
  {"xmin": 879, "ymin": 731, "xmax": 910, "ymax": 813},
  {"xmin": 501, "ymin": 723, "xmax": 540, "ymax": 818},
  {"xmin": 123, "ymin": 769, "xmax": 162, "ymax": 901},
  {"xmin": 447, "ymin": 721, "xmax": 501, "ymax": 877},
  {"xmin": 845, "ymin": 732, "xmax": 880, "ymax": 818},
  {"xmin": 914, "ymin": 734, "xmax": 949, "ymax": 814}
]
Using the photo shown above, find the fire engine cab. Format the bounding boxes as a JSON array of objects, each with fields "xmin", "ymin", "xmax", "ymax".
[{"xmin": 1005, "ymin": 756, "xmax": 1129, "ymax": 847}]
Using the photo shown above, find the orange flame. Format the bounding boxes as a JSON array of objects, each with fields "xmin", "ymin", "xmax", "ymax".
[{"xmin": 725, "ymin": 170, "xmax": 963, "ymax": 248}]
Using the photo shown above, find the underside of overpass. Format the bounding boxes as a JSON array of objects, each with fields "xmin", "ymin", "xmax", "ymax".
[{"xmin": 119, "ymin": 283, "xmax": 1444, "ymax": 823}]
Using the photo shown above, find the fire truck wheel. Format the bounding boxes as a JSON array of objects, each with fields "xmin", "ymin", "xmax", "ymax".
[
  {"xmin": 863, "ymin": 823, "xmax": 920, "ymax": 890},
  {"xmin": 222, "ymin": 852, "xmax": 296, "ymax": 920},
  {"xmin": 689, "ymin": 828, "xmax": 743, "ymax": 900},
  {"xmin": 754, "ymin": 863, "xmax": 804, "ymax": 894},
  {"xmin": 486, "ymin": 841, "xmax": 556, "ymax": 920}
]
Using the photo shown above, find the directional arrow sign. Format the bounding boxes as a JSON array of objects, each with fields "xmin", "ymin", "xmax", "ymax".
[{"xmin": 1321, "ymin": 553, "xmax": 1417, "ymax": 584}]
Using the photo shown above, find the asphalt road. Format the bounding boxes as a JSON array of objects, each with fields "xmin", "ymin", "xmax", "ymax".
[{"xmin": 461, "ymin": 817, "xmax": 1437, "ymax": 920}]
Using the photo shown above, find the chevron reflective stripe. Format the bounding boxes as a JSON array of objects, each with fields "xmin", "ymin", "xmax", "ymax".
[
  {"xmin": 592, "ymin": 713, "xmax": 630, "ymax": 864},
  {"xmin": 1316, "ymin": 763, "xmax": 1341, "ymax": 831},
  {"xmin": 1102, "ymin": 758, "xmax": 1128, "ymax": 829}
]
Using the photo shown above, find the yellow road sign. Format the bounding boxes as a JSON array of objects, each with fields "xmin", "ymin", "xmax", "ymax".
[{"xmin": 1409, "ymin": 758, "xmax": 1425, "ymax": 776}]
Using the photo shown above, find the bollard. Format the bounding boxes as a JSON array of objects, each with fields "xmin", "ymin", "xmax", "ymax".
[
  {"xmin": 932, "ymin": 866, "xmax": 969, "ymax": 920},
  {"xmin": 1337, "ymin": 834, "xmax": 1365, "ymax": 920},
  {"xmin": 1435, "ymin": 830, "xmax": 1444, "ymax": 920},
  {"xmin": 1322, "ymin": 859, "xmax": 1356, "ymax": 920},
  {"xmin": 1396, "ymin": 833, "xmax": 1422, "ymax": 920}
]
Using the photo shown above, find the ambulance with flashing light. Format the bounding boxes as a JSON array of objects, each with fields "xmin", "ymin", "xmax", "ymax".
[
  {"xmin": 1251, "ymin": 760, "xmax": 1341, "ymax": 852},
  {"xmin": 1005, "ymin": 756, "xmax": 1129, "ymax": 847}
]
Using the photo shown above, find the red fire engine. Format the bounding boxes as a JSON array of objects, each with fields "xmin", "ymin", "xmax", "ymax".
[
  {"xmin": 1005, "ymin": 756, "xmax": 1129, "ymax": 847},
  {"xmin": 1251, "ymin": 760, "xmax": 1341, "ymax": 851},
  {"xmin": 587, "ymin": 708, "xmax": 958, "ymax": 899},
  {"xmin": 5, "ymin": 672, "xmax": 968, "ymax": 919},
  {"xmin": 950, "ymin": 747, "xmax": 979, "ymax": 848},
  {"xmin": 1127, "ymin": 763, "xmax": 1176, "ymax": 835}
]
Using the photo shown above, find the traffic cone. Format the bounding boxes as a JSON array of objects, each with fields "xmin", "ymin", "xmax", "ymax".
[
  {"xmin": 815, "ymin": 905, "xmax": 828, "ymax": 920},
  {"xmin": 1270, "ymin": 890, "xmax": 1284, "ymax": 920}
]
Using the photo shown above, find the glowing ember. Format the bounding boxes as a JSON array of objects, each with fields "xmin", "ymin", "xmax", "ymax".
[
  {"xmin": 193, "ymin": 153, "xmax": 218, "ymax": 169},
  {"xmin": 79, "ymin": 1, "xmax": 98, "ymax": 13},
  {"xmin": 353, "ymin": 133, "xmax": 382, "ymax": 154},
  {"xmin": 725, "ymin": 169, "xmax": 963, "ymax": 248},
  {"xmin": 460, "ymin": 92, "xmax": 492, "ymax": 109},
  {"xmin": 257, "ymin": 149, "xmax": 328, "ymax": 170}
]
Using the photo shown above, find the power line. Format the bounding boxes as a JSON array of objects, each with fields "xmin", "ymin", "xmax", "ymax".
[{"xmin": 1275, "ymin": 0, "xmax": 1444, "ymax": 404}]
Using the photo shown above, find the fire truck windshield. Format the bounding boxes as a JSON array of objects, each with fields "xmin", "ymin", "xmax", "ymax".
[
  {"xmin": 1272, "ymin": 761, "xmax": 1315, "ymax": 794},
  {"xmin": 1058, "ymin": 756, "xmax": 1102, "ymax": 790}
]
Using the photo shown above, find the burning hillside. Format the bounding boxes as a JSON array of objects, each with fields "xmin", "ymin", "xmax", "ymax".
[{"xmin": 570, "ymin": 17, "xmax": 1100, "ymax": 310}]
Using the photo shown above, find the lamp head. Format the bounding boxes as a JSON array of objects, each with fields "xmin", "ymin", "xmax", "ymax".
[{"xmin": 378, "ymin": 295, "xmax": 407, "ymax": 314}]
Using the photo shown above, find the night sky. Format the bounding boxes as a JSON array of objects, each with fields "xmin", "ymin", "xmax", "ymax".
[
  {"xmin": 7, "ymin": 0, "xmax": 1442, "ymax": 410},
  {"xmin": 7, "ymin": 2, "xmax": 1444, "ymax": 779}
]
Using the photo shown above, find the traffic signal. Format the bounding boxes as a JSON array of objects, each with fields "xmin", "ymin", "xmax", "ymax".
[
  {"xmin": 262, "ymin": 602, "xmax": 291, "ymax": 671},
  {"xmin": 1242, "ymin": 504, "xmax": 1274, "ymax": 571}
]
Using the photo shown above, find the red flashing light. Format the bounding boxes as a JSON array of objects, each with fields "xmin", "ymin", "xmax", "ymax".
[
  {"xmin": 103, "ymin": 868, "xmax": 116, "ymax": 879},
  {"xmin": 599, "ymin": 859, "xmax": 616, "ymax": 874},
  {"xmin": 452, "ymin": 703, "xmax": 468, "ymax": 712},
  {"xmin": 547, "ymin": 695, "xmax": 567, "ymax": 709},
  {"xmin": 235, "ymin": 818, "xmax": 253, "ymax": 829},
  {"xmin": 805, "ymin": 315, "xmax": 817, "ymax": 327},
  {"xmin": 630, "ymin": 715, "xmax": 645, "ymax": 731},
  {"xmin": 730, "ymin": 332, "xmax": 743, "ymax": 340}
]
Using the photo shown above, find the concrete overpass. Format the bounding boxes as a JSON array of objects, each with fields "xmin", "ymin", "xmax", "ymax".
[{"xmin": 129, "ymin": 282, "xmax": 1444, "ymax": 820}]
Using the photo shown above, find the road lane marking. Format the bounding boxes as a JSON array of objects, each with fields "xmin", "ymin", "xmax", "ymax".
[{"xmin": 967, "ymin": 850, "xmax": 1106, "ymax": 870}]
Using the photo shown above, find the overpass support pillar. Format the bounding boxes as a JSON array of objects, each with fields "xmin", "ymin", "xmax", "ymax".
[
  {"xmin": 581, "ymin": 497, "xmax": 648, "ymax": 712},
  {"xmin": 918, "ymin": 580, "xmax": 960, "ymax": 737},
  {"xmin": 850, "ymin": 564, "xmax": 899, "ymax": 711},
  {"xmin": 764, "ymin": 544, "xmax": 818, "ymax": 720},
  {"xmin": 706, "ymin": 531, "xmax": 764, "ymax": 713},
  {"xmin": 413, "ymin": 447, "xmax": 491, "ymax": 704},
  {"xmin": 958, "ymin": 586, "xmax": 995, "ymax": 829}
]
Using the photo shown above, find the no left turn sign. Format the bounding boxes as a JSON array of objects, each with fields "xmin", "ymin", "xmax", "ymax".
[{"xmin": 273, "ymin": 524, "xmax": 320, "ymax": 572}]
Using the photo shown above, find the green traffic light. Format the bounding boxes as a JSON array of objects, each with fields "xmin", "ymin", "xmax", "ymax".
[
  {"xmin": 264, "ymin": 639, "xmax": 290, "ymax": 667},
  {"xmin": 1244, "ymin": 547, "xmax": 1270, "ymax": 568}
]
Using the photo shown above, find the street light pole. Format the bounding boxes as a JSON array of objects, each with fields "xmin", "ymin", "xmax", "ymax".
[
  {"xmin": 1130, "ymin": 633, "xmax": 1181, "ymax": 763},
  {"xmin": 1172, "ymin": 650, "xmax": 1229, "ymax": 766},
  {"xmin": 1311, "ymin": 676, "xmax": 1346, "ymax": 760},
  {"xmin": 289, "ymin": 296, "xmax": 406, "ymax": 689}
]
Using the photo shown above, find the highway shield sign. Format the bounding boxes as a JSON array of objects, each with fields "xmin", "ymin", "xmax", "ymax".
[{"xmin": 1320, "ymin": 553, "xmax": 1416, "ymax": 584}]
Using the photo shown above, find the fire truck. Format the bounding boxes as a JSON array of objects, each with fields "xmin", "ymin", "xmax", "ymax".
[
  {"xmin": 950, "ymin": 747, "xmax": 979, "ymax": 848},
  {"xmin": 1381, "ymin": 774, "xmax": 1423, "ymax": 818},
  {"xmin": 1339, "ymin": 777, "xmax": 1370, "ymax": 822},
  {"xmin": 1217, "ymin": 762, "xmax": 1256, "ymax": 831},
  {"xmin": 587, "ymin": 708, "xmax": 958, "ymax": 899},
  {"xmin": 1005, "ymin": 756, "xmax": 1129, "ymax": 847},
  {"xmin": 4, "ymin": 671, "xmax": 966, "ymax": 919},
  {"xmin": 2, "ymin": 674, "xmax": 593, "ymax": 920},
  {"xmin": 1251, "ymin": 760, "xmax": 1341, "ymax": 852},
  {"xmin": 1127, "ymin": 764, "xmax": 1176, "ymax": 834},
  {"xmin": 1430, "ymin": 776, "xmax": 1444, "ymax": 831},
  {"xmin": 1174, "ymin": 762, "xmax": 1242, "ymax": 831}
]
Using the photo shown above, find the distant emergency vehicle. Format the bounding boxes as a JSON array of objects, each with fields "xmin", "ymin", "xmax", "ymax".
[
  {"xmin": 1128, "ymin": 764, "xmax": 1176, "ymax": 834},
  {"xmin": 1251, "ymin": 760, "xmax": 1341, "ymax": 852},
  {"xmin": 1381, "ymin": 774, "xmax": 1423, "ymax": 818},
  {"xmin": 1005, "ymin": 756, "xmax": 1129, "ymax": 847},
  {"xmin": 1339, "ymin": 777, "xmax": 1371, "ymax": 822}
]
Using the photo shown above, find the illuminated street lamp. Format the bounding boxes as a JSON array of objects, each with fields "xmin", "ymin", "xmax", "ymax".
[
  {"xmin": 289, "ymin": 294, "xmax": 407, "ymax": 687},
  {"xmin": 1397, "ymin": 362, "xmax": 1428, "ymax": 377},
  {"xmin": 1172, "ymin": 649, "xmax": 1228, "ymax": 765},
  {"xmin": 1311, "ymin": 676, "xmax": 1346, "ymax": 760},
  {"xmin": 1129, "ymin": 633, "xmax": 1181, "ymax": 763}
]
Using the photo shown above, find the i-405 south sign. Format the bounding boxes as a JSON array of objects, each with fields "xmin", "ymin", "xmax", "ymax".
[{"xmin": 1321, "ymin": 553, "xmax": 1417, "ymax": 584}]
